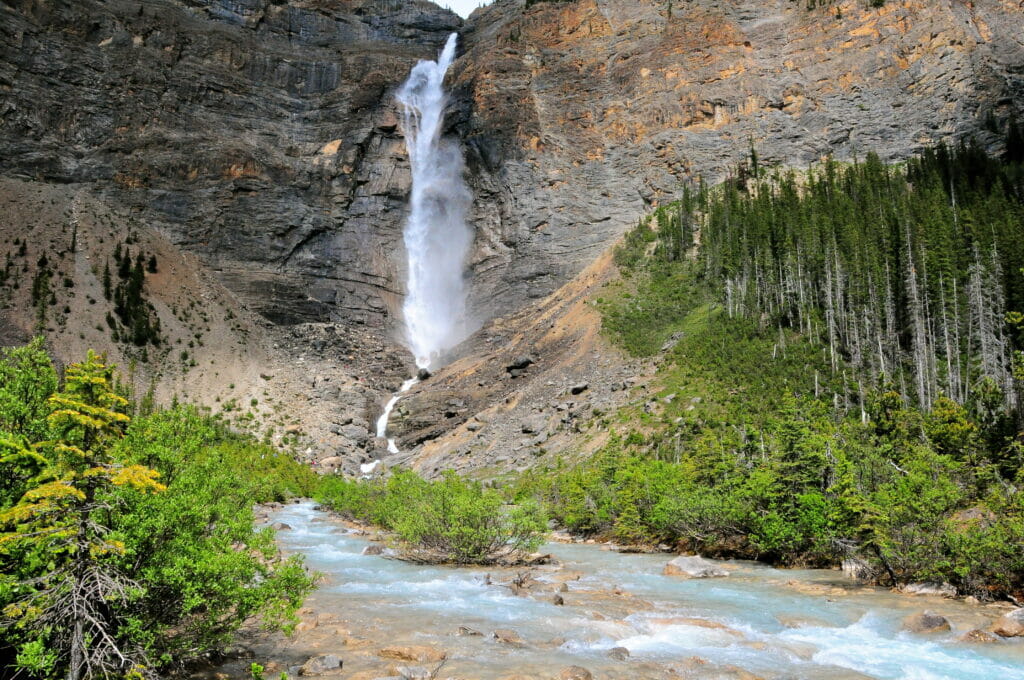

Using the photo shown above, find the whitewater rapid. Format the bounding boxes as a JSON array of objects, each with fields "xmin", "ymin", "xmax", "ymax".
[{"xmin": 263, "ymin": 502, "xmax": 1024, "ymax": 680}]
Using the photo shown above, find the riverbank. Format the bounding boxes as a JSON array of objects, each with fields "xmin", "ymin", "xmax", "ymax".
[{"xmin": 198, "ymin": 501, "xmax": 1024, "ymax": 680}]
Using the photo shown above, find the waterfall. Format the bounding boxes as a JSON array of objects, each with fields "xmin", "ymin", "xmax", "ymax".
[
  {"xmin": 374, "ymin": 377, "xmax": 418, "ymax": 456},
  {"xmin": 396, "ymin": 32, "xmax": 473, "ymax": 370},
  {"xmin": 370, "ymin": 33, "xmax": 472, "ymax": 467}
]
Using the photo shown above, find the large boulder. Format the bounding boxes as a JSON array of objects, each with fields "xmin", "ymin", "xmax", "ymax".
[
  {"xmin": 991, "ymin": 608, "xmax": 1024, "ymax": 637},
  {"xmin": 298, "ymin": 654, "xmax": 342, "ymax": 676},
  {"xmin": 903, "ymin": 611, "xmax": 951, "ymax": 633},
  {"xmin": 663, "ymin": 555, "xmax": 729, "ymax": 578}
]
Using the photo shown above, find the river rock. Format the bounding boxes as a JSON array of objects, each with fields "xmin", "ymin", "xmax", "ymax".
[
  {"xmin": 272, "ymin": 522, "xmax": 292, "ymax": 531},
  {"xmin": 991, "ymin": 607, "xmax": 1024, "ymax": 637},
  {"xmin": 377, "ymin": 646, "xmax": 447, "ymax": 663},
  {"xmin": 607, "ymin": 646, "xmax": 630, "ymax": 660},
  {"xmin": 457, "ymin": 625, "xmax": 482, "ymax": 636},
  {"xmin": 362, "ymin": 544, "xmax": 384, "ymax": 556},
  {"xmin": 507, "ymin": 355, "xmax": 535, "ymax": 371},
  {"xmin": 390, "ymin": 666, "xmax": 433, "ymax": 680},
  {"xmin": 663, "ymin": 555, "xmax": 729, "ymax": 578},
  {"xmin": 492, "ymin": 629, "xmax": 525, "ymax": 646},
  {"xmin": 903, "ymin": 611, "xmax": 951, "ymax": 633},
  {"xmin": 959, "ymin": 628, "xmax": 1000, "ymax": 643},
  {"xmin": 553, "ymin": 594, "xmax": 564, "ymax": 605},
  {"xmin": 558, "ymin": 667, "xmax": 593, "ymax": 680},
  {"xmin": 901, "ymin": 582, "xmax": 957, "ymax": 598},
  {"xmin": 298, "ymin": 654, "xmax": 342, "ymax": 676}
]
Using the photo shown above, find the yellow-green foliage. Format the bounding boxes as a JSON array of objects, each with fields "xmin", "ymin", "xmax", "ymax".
[{"xmin": 0, "ymin": 342, "xmax": 315, "ymax": 678}]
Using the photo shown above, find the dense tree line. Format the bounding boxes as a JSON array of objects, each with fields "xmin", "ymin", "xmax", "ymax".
[
  {"xmin": 516, "ymin": 136, "xmax": 1024, "ymax": 601},
  {"xmin": 623, "ymin": 136, "xmax": 1024, "ymax": 425},
  {"xmin": 0, "ymin": 340, "xmax": 316, "ymax": 679}
]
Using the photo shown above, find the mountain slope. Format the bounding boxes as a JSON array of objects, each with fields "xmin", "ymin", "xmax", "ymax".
[{"xmin": 1, "ymin": 0, "xmax": 1022, "ymax": 470}]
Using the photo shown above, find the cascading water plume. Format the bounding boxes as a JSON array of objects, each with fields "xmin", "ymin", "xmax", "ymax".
[
  {"xmin": 371, "ymin": 34, "xmax": 472, "ymax": 466},
  {"xmin": 396, "ymin": 32, "xmax": 473, "ymax": 370}
]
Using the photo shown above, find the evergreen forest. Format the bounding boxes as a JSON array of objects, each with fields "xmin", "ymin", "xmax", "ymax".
[{"xmin": 514, "ymin": 136, "xmax": 1024, "ymax": 601}]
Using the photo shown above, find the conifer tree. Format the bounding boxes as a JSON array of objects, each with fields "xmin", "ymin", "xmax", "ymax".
[{"xmin": 0, "ymin": 352, "xmax": 164, "ymax": 680}]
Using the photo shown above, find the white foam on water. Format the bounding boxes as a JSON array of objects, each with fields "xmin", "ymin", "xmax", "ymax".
[
  {"xmin": 269, "ymin": 503, "xmax": 1024, "ymax": 680},
  {"xmin": 778, "ymin": 613, "xmax": 1022, "ymax": 680}
]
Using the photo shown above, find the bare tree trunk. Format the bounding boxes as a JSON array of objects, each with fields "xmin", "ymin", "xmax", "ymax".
[
  {"xmin": 68, "ymin": 617, "xmax": 83, "ymax": 680},
  {"xmin": 905, "ymin": 226, "xmax": 930, "ymax": 408}
]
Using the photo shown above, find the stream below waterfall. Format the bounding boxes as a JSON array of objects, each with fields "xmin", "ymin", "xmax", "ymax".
[{"xmin": 228, "ymin": 502, "xmax": 1024, "ymax": 680}]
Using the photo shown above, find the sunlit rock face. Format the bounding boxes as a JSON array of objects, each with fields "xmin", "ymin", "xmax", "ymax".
[
  {"xmin": 1, "ymin": 0, "xmax": 1022, "ymax": 346},
  {"xmin": 452, "ymin": 0, "xmax": 1023, "ymax": 322}
]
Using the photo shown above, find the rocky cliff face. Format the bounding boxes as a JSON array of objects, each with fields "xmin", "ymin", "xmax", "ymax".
[
  {"xmin": 1, "ymin": 0, "xmax": 1022, "ymax": 472},
  {"xmin": 454, "ymin": 0, "xmax": 1024, "ymax": 316},
  {"xmin": 1, "ymin": 0, "xmax": 459, "ymax": 330}
]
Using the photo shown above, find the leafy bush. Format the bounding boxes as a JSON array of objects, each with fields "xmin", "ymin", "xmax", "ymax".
[{"xmin": 317, "ymin": 470, "xmax": 546, "ymax": 564}]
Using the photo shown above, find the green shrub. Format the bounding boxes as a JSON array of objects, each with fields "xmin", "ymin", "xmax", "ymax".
[
  {"xmin": 0, "ymin": 343, "xmax": 316, "ymax": 677},
  {"xmin": 317, "ymin": 470, "xmax": 546, "ymax": 564}
]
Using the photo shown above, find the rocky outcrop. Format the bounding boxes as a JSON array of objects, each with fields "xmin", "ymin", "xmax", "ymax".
[
  {"xmin": 1, "ymin": 0, "xmax": 459, "ymax": 330},
  {"xmin": 383, "ymin": 248, "xmax": 647, "ymax": 476},
  {"xmin": 4, "ymin": 0, "xmax": 1022, "ymax": 340}
]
